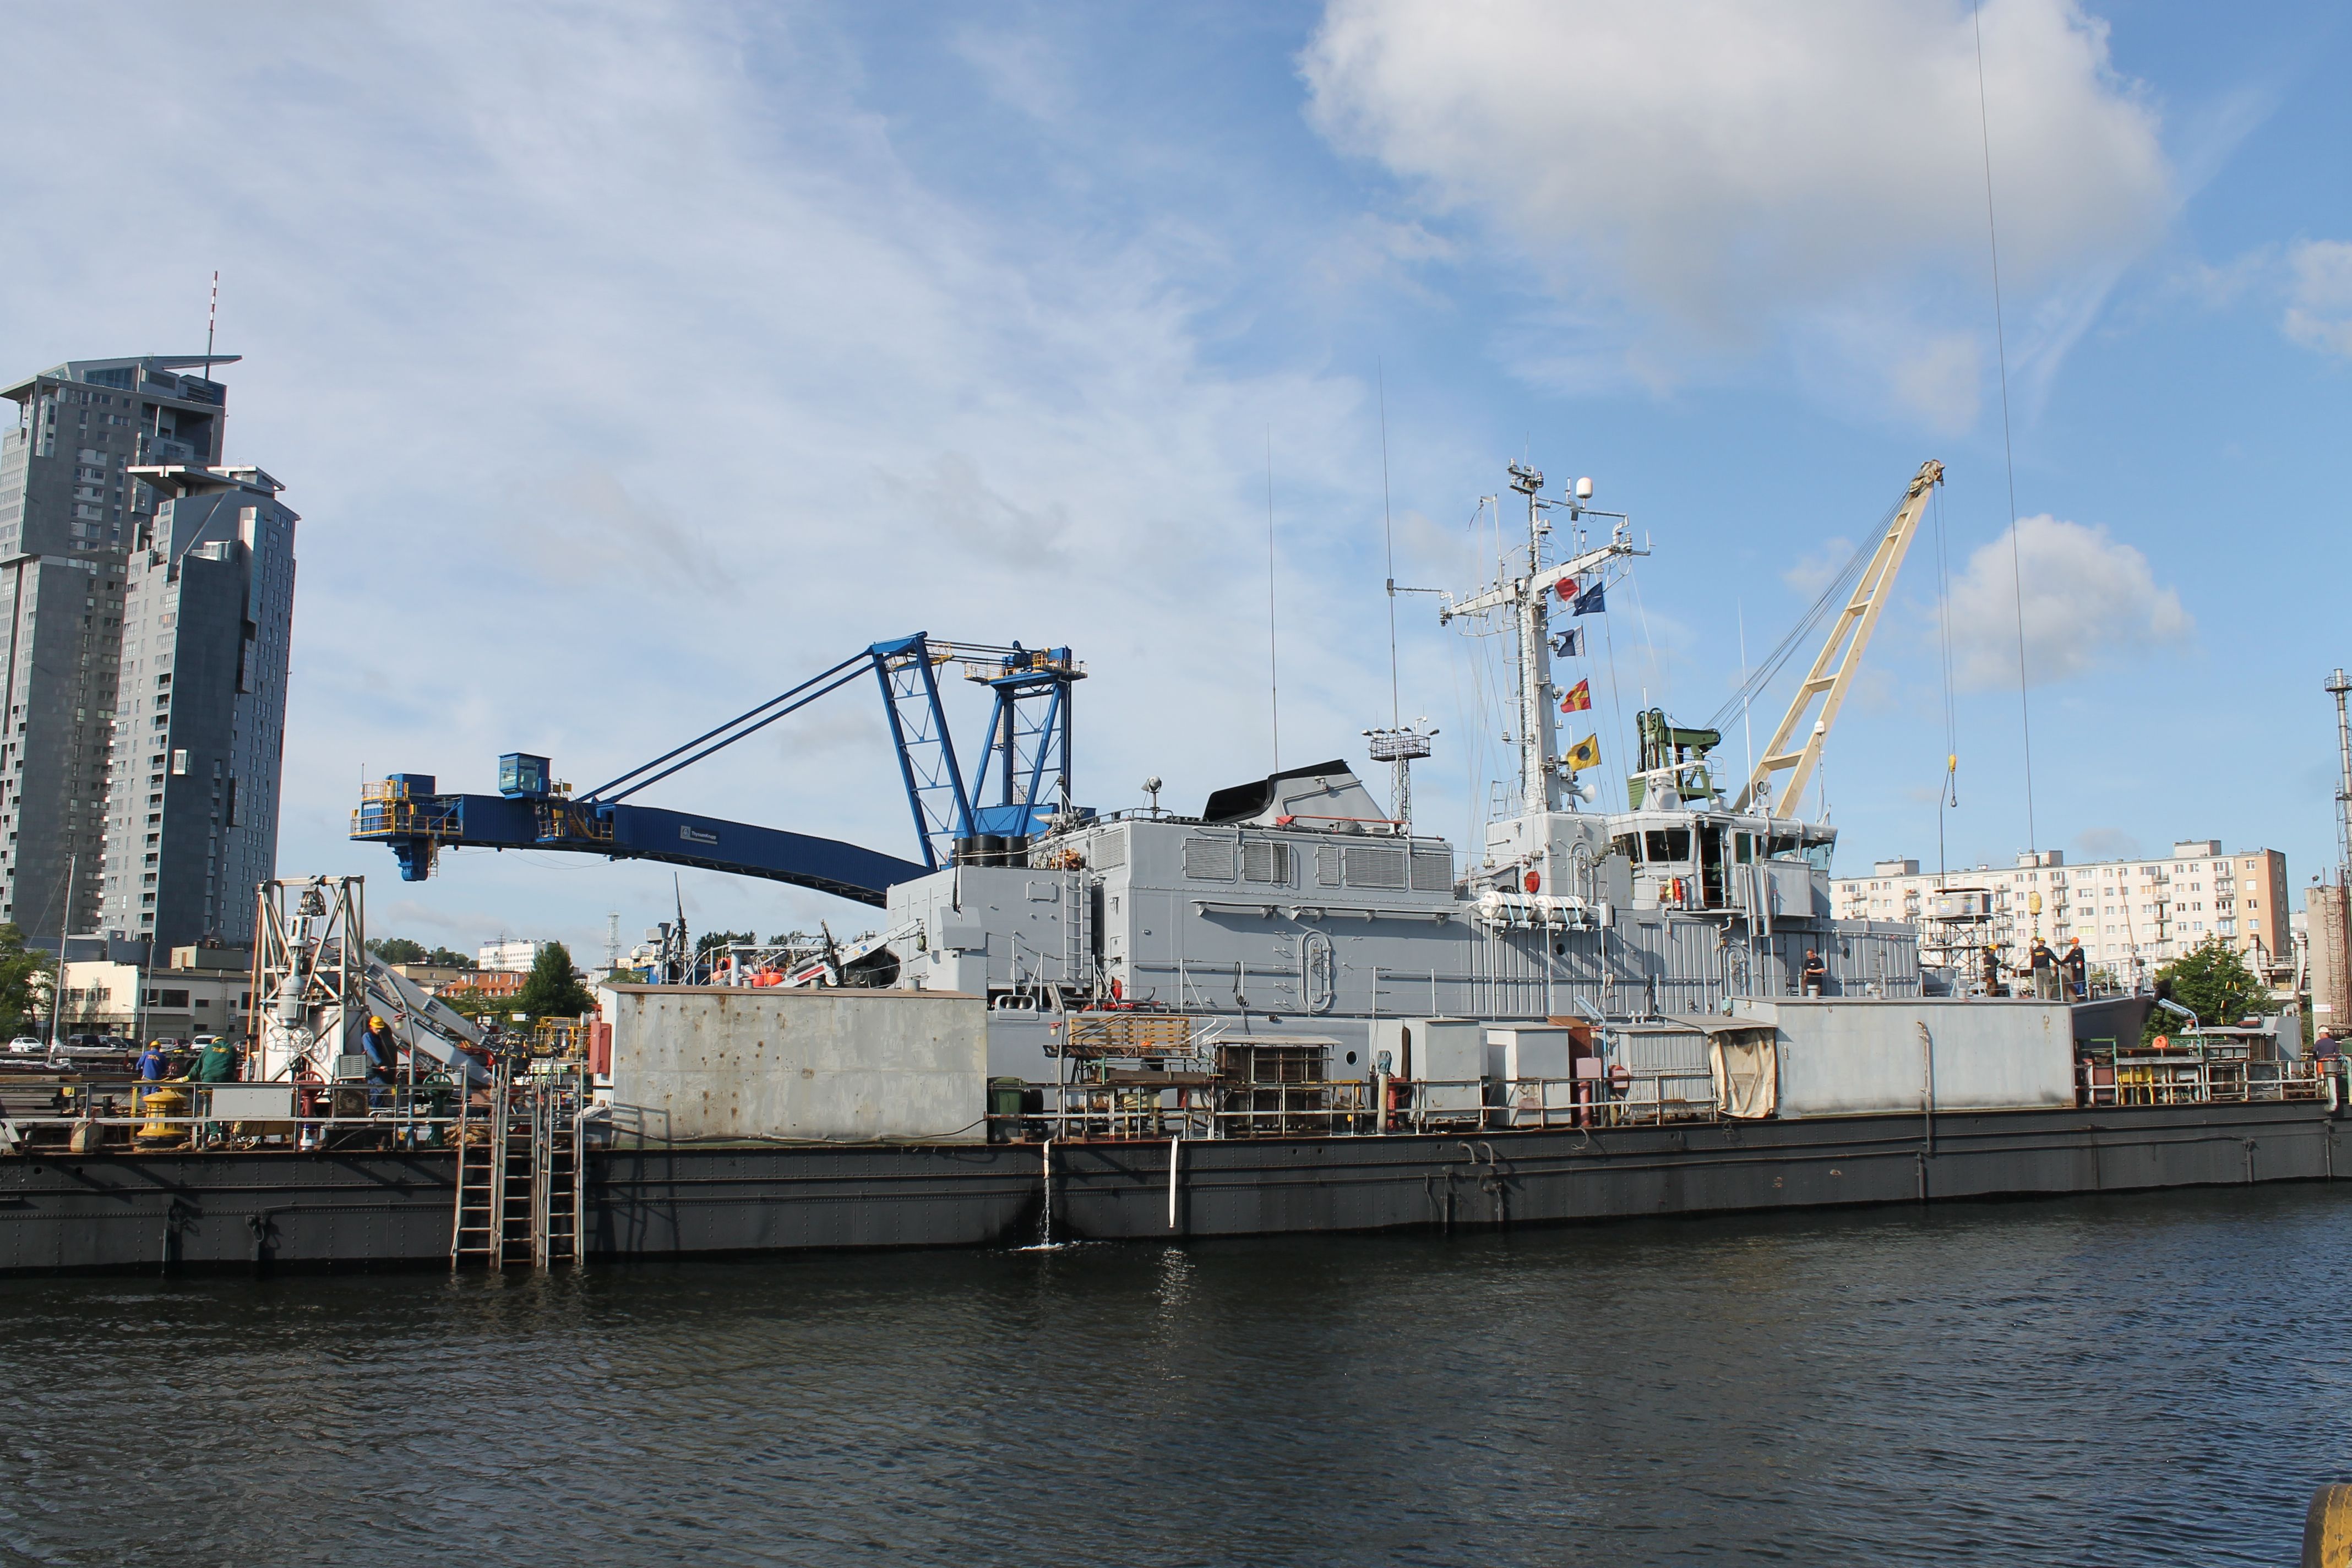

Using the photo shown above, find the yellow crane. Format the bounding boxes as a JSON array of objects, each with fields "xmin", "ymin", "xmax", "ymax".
[{"xmin": 1731, "ymin": 459, "xmax": 1945, "ymax": 818}]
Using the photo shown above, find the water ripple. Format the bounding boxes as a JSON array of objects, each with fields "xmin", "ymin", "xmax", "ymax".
[{"xmin": 3, "ymin": 1185, "xmax": 2349, "ymax": 1565}]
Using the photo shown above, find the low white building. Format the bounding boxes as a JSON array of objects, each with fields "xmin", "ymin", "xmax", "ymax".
[{"xmin": 55, "ymin": 955, "xmax": 252, "ymax": 1042}]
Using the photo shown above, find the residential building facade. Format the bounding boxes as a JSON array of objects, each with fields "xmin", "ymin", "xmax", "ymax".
[
  {"xmin": 0, "ymin": 356, "xmax": 235, "ymax": 943},
  {"xmin": 1836, "ymin": 839, "xmax": 2291, "ymax": 982},
  {"xmin": 478, "ymin": 938, "xmax": 549, "ymax": 973},
  {"xmin": 97, "ymin": 464, "xmax": 297, "ymax": 948}
]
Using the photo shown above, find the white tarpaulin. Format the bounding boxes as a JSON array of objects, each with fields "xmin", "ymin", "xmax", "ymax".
[{"xmin": 1710, "ymin": 1031, "xmax": 1778, "ymax": 1119}]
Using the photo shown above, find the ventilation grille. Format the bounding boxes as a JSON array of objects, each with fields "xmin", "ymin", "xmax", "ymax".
[
  {"xmin": 1343, "ymin": 845, "xmax": 1407, "ymax": 889},
  {"xmin": 1316, "ymin": 845, "xmax": 1343, "ymax": 887},
  {"xmin": 1089, "ymin": 830, "xmax": 1125, "ymax": 869},
  {"xmin": 1183, "ymin": 836, "xmax": 1238, "ymax": 881},
  {"xmin": 1242, "ymin": 841, "xmax": 1292, "ymax": 885},
  {"xmin": 1411, "ymin": 847, "xmax": 1453, "ymax": 892}
]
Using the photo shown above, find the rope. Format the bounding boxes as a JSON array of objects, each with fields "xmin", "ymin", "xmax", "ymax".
[
  {"xmin": 1975, "ymin": 0, "xmax": 2037, "ymax": 852},
  {"xmin": 1703, "ymin": 496, "xmax": 1896, "ymax": 736}
]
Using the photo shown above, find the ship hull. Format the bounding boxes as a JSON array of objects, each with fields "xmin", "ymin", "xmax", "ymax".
[{"xmin": 2, "ymin": 1101, "xmax": 2340, "ymax": 1275}]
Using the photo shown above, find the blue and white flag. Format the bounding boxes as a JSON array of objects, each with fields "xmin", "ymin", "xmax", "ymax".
[
  {"xmin": 1549, "ymin": 627, "xmax": 1584, "ymax": 658},
  {"xmin": 1572, "ymin": 582, "xmax": 1605, "ymax": 616}
]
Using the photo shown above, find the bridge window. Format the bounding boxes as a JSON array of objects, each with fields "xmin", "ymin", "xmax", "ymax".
[{"xmin": 1644, "ymin": 829, "xmax": 1691, "ymax": 862}]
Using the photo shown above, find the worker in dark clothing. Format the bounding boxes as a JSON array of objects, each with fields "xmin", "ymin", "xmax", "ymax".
[
  {"xmin": 1980, "ymin": 945, "xmax": 2002, "ymax": 997},
  {"xmin": 1800, "ymin": 949, "xmax": 1827, "ymax": 998},
  {"xmin": 187, "ymin": 1037, "xmax": 241, "ymax": 1084},
  {"xmin": 185, "ymin": 1036, "xmax": 241, "ymax": 1147},
  {"xmin": 2028, "ymin": 938, "xmax": 2059, "ymax": 1000},
  {"xmin": 2061, "ymin": 939, "xmax": 2088, "ymax": 1000},
  {"xmin": 360, "ymin": 1015, "xmax": 402, "ymax": 1110}
]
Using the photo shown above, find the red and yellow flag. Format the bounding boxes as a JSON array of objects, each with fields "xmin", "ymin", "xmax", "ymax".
[{"xmin": 1558, "ymin": 678, "xmax": 1592, "ymax": 714}]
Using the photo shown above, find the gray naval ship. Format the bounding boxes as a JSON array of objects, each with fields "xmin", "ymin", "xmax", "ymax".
[{"xmin": 881, "ymin": 458, "xmax": 1948, "ymax": 1079}]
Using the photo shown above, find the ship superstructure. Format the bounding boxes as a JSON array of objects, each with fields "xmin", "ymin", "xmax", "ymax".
[{"xmin": 885, "ymin": 459, "xmax": 1946, "ymax": 1071}]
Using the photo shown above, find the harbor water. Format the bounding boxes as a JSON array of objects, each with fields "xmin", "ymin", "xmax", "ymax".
[{"xmin": 6, "ymin": 1186, "xmax": 2350, "ymax": 1566}]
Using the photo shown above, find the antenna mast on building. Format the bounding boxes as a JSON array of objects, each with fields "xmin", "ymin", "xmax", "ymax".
[
  {"xmin": 606, "ymin": 911, "xmax": 620, "ymax": 975},
  {"xmin": 201, "ymin": 271, "xmax": 219, "ymax": 384},
  {"xmin": 2328, "ymin": 667, "xmax": 2352, "ymax": 886}
]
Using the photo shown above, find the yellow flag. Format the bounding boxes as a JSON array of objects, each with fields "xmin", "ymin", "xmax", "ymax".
[{"xmin": 1565, "ymin": 733, "xmax": 1602, "ymax": 772}]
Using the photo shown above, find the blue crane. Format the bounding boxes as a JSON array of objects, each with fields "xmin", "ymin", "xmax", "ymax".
[{"xmin": 351, "ymin": 634, "xmax": 1085, "ymax": 907}]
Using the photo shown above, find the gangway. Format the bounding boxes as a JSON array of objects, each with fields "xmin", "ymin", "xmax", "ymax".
[{"xmin": 353, "ymin": 634, "xmax": 1086, "ymax": 908}]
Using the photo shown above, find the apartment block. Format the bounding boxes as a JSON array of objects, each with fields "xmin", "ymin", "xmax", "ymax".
[
  {"xmin": 97, "ymin": 465, "xmax": 297, "ymax": 949},
  {"xmin": 0, "ymin": 355, "xmax": 235, "ymax": 943},
  {"xmin": 1835, "ymin": 839, "xmax": 2290, "ymax": 979},
  {"xmin": 480, "ymin": 938, "xmax": 551, "ymax": 973}
]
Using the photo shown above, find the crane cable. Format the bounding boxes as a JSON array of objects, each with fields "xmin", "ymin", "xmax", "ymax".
[{"xmin": 1974, "ymin": 0, "xmax": 2037, "ymax": 853}]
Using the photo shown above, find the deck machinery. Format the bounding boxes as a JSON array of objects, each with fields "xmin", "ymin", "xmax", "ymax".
[{"xmin": 355, "ymin": 460, "xmax": 1945, "ymax": 1074}]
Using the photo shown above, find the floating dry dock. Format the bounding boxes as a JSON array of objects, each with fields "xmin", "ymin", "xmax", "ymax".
[{"xmin": 2, "ymin": 989, "xmax": 2343, "ymax": 1275}]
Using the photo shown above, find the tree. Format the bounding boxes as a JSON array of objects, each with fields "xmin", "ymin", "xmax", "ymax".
[
  {"xmin": 367, "ymin": 935, "xmax": 428, "ymax": 965},
  {"xmin": 425, "ymin": 946, "xmax": 472, "ymax": 968},
  {"xmin": 2144, "ymin": 939, "xmax": 2271, "ymax": 1043},
  {"xmin": 696, "ymin": 929, "xmax": 756, "ymax": 956},
  {"xmin": 0, "ymin": 924, "xmax": 55, "ymax": 1035},
  {"xmin": 517, "ymin": 941, "xmax": 596, "ymax": 1020}
]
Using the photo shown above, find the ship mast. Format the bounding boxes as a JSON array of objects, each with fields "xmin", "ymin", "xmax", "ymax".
[{"xmin": 1442, "ymin": 462, "xmax": 1643, "ymax": 820}]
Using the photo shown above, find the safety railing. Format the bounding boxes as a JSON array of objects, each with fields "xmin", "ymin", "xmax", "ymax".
[
  {"xmin": 2086, "ymin": 1053, "xmax": 2334, "ymax": 1109},
  {"xmin": 349, "ymin": 793, "xmax": 461, "ymax": 841},
  {"xmin": 983, "ymin": 1072, "xmax": 1727, "ymax": 1143},
  {"xmin": 0, "ymin": 1076, "xmax": 473, "ymax": 1153}
]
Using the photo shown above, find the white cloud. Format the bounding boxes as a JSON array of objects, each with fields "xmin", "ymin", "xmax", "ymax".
[
  {"xmin": 2284, "ymin": 240, "xmax": 2352, "ymax": 358},
  {"xmin": 0, "ymin": 3, "xmax": 1404, "ymax": 953},
  {"xmin": 1302, "ymin": 0, "xmax": 2172, "ymax": 420},
  {"xmin": 1783, "ymin": 536, "xmax": 1856, "ymax": 597},
  {"xmin": 1942, "ymin": 515, "xmax": 2191, "ymax": 690}
]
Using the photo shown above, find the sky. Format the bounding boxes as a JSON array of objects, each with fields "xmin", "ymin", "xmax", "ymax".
[{"xmin": 2, "ymin": 0, "xmax": 2347, "ymax": 961}]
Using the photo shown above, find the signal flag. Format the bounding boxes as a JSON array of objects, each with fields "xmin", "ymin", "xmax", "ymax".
[
  {"xmin": 1565, "ymin": 733, "xmax": 1603, "ymax": 772},
  {"xmin": 1559, "ymin": 679, "xmax": 1592, "ymax": 714}
]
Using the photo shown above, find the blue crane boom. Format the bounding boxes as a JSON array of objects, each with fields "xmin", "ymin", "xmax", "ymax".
[{"xmin": 351, "ymin": 633, "xmax": 1085, "ymax": 907}]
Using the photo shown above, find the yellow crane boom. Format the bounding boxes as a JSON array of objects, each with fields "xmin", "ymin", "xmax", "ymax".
[{"xmin": 1732, "ymin": 459, "xmax": 1944, "ymax": 817}]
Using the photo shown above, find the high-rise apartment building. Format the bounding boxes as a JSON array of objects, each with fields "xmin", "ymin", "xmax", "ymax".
[
  {"xmin": 0, "ymin": 353, "xmax": 296, "ymax": 951},
  {"xmin": 0, "ymin": 355, "xmax": 235, "ymax": 941},
  {"xmin": 1835, "ymin": 839, "xmax": 2291, "ymax": 982},
  {"xmin": 97, "ymin": 465, "xmax": 297, "ymax": 949}
]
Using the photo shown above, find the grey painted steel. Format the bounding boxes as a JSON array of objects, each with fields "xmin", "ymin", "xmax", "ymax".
[
  {"xmin": 0, "ymin": 1149, "xmax": 455, "ymax": 1273},
  {"xmin": 891, "ymin": 812, "xmax": 1921, "ymax": 1049},
  {"xmin": 2, "ymin": 1104, "xmax": 2342, "ymax": 1275}
]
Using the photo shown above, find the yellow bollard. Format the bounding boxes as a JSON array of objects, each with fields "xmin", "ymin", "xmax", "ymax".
[
  {"xmin": 2307, "ymin": 1484, "xmax": 2352, "ymax": 1568},
  {"xmin": 135, "ymin": 1085, "xmax": 188, "ymax": 1148}
]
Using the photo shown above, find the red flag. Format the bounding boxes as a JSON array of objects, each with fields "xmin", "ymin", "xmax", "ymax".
[
  {"xmin": 1554, "ymin": 575, "xmax": 1577, "ymax": 601},
  {"xmin": 1559, "ymin": 678, "xmax": 1592, "ymax": 714}
]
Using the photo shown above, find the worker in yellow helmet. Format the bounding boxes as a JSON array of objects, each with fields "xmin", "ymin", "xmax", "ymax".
[{"xmin": 359, "ymin": 1014, "xmax": 402, "ymax": 1110}]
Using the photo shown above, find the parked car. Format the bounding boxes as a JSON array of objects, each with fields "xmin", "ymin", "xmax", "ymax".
[{"xmin": 7, "ymin": 1035, "xmax": 41, "ymax": 1055}]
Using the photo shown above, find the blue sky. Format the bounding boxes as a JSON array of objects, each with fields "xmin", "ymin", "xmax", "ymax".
[{"xmin": 2, "ymin": 1, "xmax": 2346, "ymax": 959}]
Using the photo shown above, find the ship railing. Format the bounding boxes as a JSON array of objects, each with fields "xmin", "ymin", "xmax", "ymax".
[
  {"xmin": 984, "ymin": 1072, "xmax": 1725, "ymax": 1143},
  {"xmin": 0, "ymin": 1077, "xmax": 472, "ymax": 1154},
  {"xmin": 2088, "ymin": 1053, "xmax": 2332, "ymax": 1109}
]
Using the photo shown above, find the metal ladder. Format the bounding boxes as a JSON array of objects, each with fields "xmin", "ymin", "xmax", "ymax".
[
  {"xmin": 451, "ymin": 1061, "xmax": 589, "ymax": 1270},
  {"xmin": 450, "ymin": 1064, "xmax": 513, "ymax": 1269},
  {"xmin": 529, "ymin": 1065, "xmax": 586, "ymax": 1268}
]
